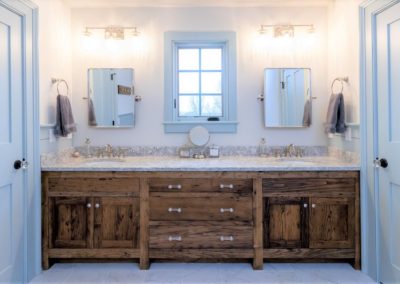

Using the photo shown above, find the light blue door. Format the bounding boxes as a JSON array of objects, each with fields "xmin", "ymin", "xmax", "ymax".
[
  {"xmin": 0, "ymin": 4, "xmax": 25, "ymax": 283},
  {"xmin": 376, "ymin": 2, "xmax": 400, "ymax": 283}
]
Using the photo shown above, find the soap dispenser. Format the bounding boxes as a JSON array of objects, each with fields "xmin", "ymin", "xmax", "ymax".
[
  {"xmin": 85, "ymin": 138, "xmax": 92, "ymax": 158},
  {"xmin": 258, "ymin": 138, "xmax": 268, "ymax": 157}
]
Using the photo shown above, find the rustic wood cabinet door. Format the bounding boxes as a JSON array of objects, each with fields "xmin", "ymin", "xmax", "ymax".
[
  {"xmin": 50, "ymin": 197, "xmax": 93, "ymax": 249},
  {"xmin": 264, "ymin": 197, "xmax": 308, "ymax": 248},
  {"xmin": 94, "ymin": 197, "xmax": 140, "ymax": 249},
  {"xmin": 309, "ymin": 197, "xmax": 354, "ymax": 249}
]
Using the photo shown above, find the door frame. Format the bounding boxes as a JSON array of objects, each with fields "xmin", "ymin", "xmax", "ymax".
[
  {"xmin": 360, "ymin": 0, "xmax": 400, "ymax": 281},
  {"xmin": 0, "ymin": 0, "xmax": 39, "ymax": 282}
]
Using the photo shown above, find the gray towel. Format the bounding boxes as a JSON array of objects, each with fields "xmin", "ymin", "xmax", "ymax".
[
  {"xmin": 54, "ymin": 94, "xmax": 77, "ymax": 137},
  {"xmin": 302, "ymin": 99, "xmax": 312, "ymax": 127},
  {"xmin": 324, "ymin": 93, "xmax": 346, "ymax": 134},
  {"xmin": 88, "ymin": 98, "xmax": 97, "ymax": 126}
]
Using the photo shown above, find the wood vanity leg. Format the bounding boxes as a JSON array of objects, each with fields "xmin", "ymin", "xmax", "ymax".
[
  {"xmin": 253, "ymin": 178, "xmax": 263, "ymax": 270},
  {"xmin": 354, "ymin": 175, "xmax": 361, "ymax": 270},
  {"xmin": 140, "ymin": 178, "xmax": 150, "ymax": 270}
]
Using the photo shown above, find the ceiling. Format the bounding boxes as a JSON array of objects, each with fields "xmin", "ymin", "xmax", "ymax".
[{"xmin": 63, "ymin": 0, "xmax": 333, "ymax": 8}]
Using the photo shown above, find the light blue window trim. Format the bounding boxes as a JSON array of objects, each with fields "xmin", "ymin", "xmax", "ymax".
[{"xmin": 164, "ymin": 31, "xmax": 238, "ymax": 133}]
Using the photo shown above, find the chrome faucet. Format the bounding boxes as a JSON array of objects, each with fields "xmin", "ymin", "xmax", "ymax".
[{"xmin": 286, "ymin": 144, "xmax": 296, "ymax": 157}]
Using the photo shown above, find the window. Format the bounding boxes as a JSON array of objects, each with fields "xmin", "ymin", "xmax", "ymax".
[
  {"xmin": 164, "ymin": 32, "xmax": 237, "ymax": 133},
  {"xmin": 177, "ymin": 46, "xmax": 223, "ymax": 118}
]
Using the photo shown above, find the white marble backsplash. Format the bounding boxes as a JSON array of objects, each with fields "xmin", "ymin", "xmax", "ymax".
[
  {"xmin": 72, "ymin": 145, "xmax": 329, "ymax": 157},
  {"xmin": 328, "ymin": 146, "xmax": 360, "ymax": 163},
  {"xmin": 41, "ymin": 145, "xmax": 359, "ymax": 167}
]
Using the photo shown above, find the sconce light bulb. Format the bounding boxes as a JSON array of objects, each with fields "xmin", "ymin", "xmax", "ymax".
[
  {"xmin": 307, "ymin": 25, "xmax": 316, "ymax": 34},
  {"xmin": 84, "ymin": 28, "xmax": 92, "ymax": 37},
  {"xmin": 104, "ymin": 30, "xmax": 111, "ymax": 39},
  {"xmin": 131, "ymin": 27, "xmax": 140, "ymax": 37},
  {"xmin": 258, "ymin": 25, "xmax": 268, "ymax": 35}
]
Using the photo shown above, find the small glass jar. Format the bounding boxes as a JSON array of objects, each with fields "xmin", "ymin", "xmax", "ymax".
[
  {"xmin": 209, "ymin": 145, "xmax": 220, "ymax": 158},
  {"xmin": 258, "ymin": 138, "xmax": 268, "ymax": 157}
]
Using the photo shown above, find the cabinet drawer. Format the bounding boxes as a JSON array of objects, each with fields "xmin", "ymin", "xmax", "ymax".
[
  {"xmin": 149, "ymin": 178, "xmax": 252, "ymax": 194},
  {"xmin": 149, "ymin": 222, "xmax": 253, "ymax": 249},
  {"xmin": 48, "ymin": 177, "xmax": 140, "ymax": 193},
  {"xmin": 150, "ymin": 197, "xmax": 252, "ymax": 221},
  {"xmin": 263, "ymin": 178, "xmax": 355, "ymax": 196}
]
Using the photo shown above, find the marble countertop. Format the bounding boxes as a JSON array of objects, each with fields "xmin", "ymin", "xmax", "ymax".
[{"xmin": 41, "ymin": 155, "xmax": 360, "ymax": 172}]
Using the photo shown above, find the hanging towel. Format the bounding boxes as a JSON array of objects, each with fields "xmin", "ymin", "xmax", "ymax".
[
  {"xmin": 54, "ymin": 94, "xmax": 77, "ymax": 137},
  {"xmin": 302, "ymin": 99, "xmax": 312, "ymax": 127},
  {"xmin": 324, "ymin": 93, "xmax": 346, "ymax": 134},
  {"xmin": 88, "ymin": 97, "xmax": 97, "ymax": 126}
]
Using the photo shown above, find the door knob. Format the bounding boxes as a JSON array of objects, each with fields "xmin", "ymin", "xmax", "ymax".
[
  {"xmin": 374, "ymin": 158, "xmax": 389, "ymax": 168},
  {"xmin": 14, "ymin": 159, "xmax": 28, "ymax": 170}
]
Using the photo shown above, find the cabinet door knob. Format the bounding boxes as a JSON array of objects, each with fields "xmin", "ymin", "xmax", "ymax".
[
  {"xmin": 220, "ymin": 208, "xmax": 234, "ymax": 213},
  {"xmin": 311, "ymin": 204, "xmax": 316, "ymax": 208},
  {"xmin": 168, "ymin": 207, "xmax": 182, "ymax": 213},
  {"xmin": 95, "ymin": 203, "xmax": 100, "ymax": 209},
  {"xmin": 220, "ymin": 184, "xmax": 234, "ymax": 189},
  {"xmin": 220, "ymin": 236, "xmax": 234, "ymax": 241},
  {"xmin": 86, "ymin": 203, "xmax": 92, "ymax": 208},
  {"xmin": 168, "ymin": 235, "xmax": 182, "ymax": 241},
  {"xmin": 303, "ymin": 204, "xmax": 308, "ymax": 208},
  {"xmin": 168, "ymin": 184, "xmax": 182, "ymax": 189}
]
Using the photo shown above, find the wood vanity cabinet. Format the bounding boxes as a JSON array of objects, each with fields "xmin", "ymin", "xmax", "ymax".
[
  {"xmin": 42, "ymin": 172, "xmax": 141, "ymax": 269},
  {"xmin": 42, "ymin": 171, "xmax": 359, "ymax": 270},
  {"xmin": 262, "ymin": 172, "xmax": 360, "ymax": 269}
]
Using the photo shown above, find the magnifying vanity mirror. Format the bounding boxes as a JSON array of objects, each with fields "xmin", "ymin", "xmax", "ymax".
[
  {"xmin": 264, "ymin": 68, "xmax": 311, "ymax": 128},
  {"xmin": 88, "ymin": 68, "xmax": 135, "ymax": 128},
  {"xmin": 189, "ymin": 126, "xmax": 210, "ymax": 146}
]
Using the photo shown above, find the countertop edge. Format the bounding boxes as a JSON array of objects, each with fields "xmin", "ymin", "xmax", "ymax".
[{"xmin": 41, "ymin": 166, "xmax": 360, "ymax": 172}]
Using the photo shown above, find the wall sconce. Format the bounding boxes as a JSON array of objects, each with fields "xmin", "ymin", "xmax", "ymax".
[
  {"xmin": 83, "ymin": 26, "xmax": 140, "ymax": 40},
  {"xmin": 258, "ymin": 24, "xmax": 315, "ymax": 37}
]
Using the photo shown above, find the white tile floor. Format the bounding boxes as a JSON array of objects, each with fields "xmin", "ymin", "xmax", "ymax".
[{"xmin": 30, "ymin": 263, "xmax": 376, "ymax": 284}]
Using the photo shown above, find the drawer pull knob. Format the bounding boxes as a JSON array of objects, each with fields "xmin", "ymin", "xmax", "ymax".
[
  {"xmin": 312, "ymin": 204, "xmax": 316, "ymax": 208},
  {"xmin": 168, "ymin": 236, "xmax": 182, "ymax": 241},
  {"xmin": 86, "ymin": 203, "xmax": 92, "ymax": 208},
  {"xmin": 303, "ymin": 204, "xmax": 308, "ymax": 208},
  {"xmin": 95, "ymin": 203, "xmax": 100, "ymax": 209},
  {"xmin": 168, "ymin": 207, "xmax": 182, "ymax": 213},
  {"xmin": 220, "ymin": 236, "xmax": 234, "ymax": 241},
  {"xmin": 220, "ymin": 208, "xmax": 234, "ymax": 213},
  {"xmin": 219, "ymin": 184, "xmax": 234, "ymax": 189},
  {"xmin": 168, "ymin": 184, "xmax": 182, "ymax": 189}
]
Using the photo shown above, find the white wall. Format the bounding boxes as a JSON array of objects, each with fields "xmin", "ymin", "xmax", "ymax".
[
  {"xmin": 327, "ymin": 0, "xmax": 362, "ymax": 152},
  {"xmin": 70, "ymin": 6, "xmax": 329, "ymax": 147},
  {"xmin": 37, "ymin": 0, "xmax": 71, "ymax": 124},
  {"xmin": 35, "ymin": 0, "xmax": 73, "ymax": 153}
]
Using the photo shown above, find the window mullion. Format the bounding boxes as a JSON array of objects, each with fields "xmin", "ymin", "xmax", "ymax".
[{"xmin": 198, "ymin": 47, "xmax": 202, "ymax": 117}]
